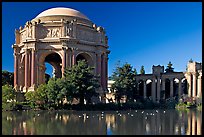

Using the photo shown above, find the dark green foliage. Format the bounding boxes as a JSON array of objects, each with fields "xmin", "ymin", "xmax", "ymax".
[
  {"xmin": 2, "ymin": 70, "xmax": 14, "ymax": 86},
  {"xmin": 140, "ymin": 65, "xmax": 145, "ymax": 74},
  {"xmin": 111, "ymin": 62, "xmax": 137, "ymax": 103},
  {"xmin": 2, "ymin": 84, "xmax": 16, "ymax": 110},
  {"xmin": 63, "ymin": 60, "xmax": 100, "ymax": 105},
  {"xmin": 165, "ymin": 61, "xmax": 174, "ymax": 73}
]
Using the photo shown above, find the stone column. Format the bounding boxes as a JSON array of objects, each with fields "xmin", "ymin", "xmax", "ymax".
[
  {"xmin": 66, "ymin": 48, "xmax": 70, "ymax": 68},
  {"xmin": 24, "ymin": 49, "xmax": 29, "ymax": 91},
  {"xmin": 72, "ymin": 48, "xmax": 76, "ymax": 66},
  {"xmin": 170, "ymin": 78, "xmax": 174, "ymax": 98},
  {"xmin": 162, "ymin": 78, "xmax": 165, "ymax": 99},
  {"xmin": 13, "ymin": 52, "xmax": 19, "ymax": 89},
  {"xmin": 187, "ymin": 74, "xmax": 192, "ymax": 97},
  {"xmin": 197, "ymin": 75, "xmax": 202, "ymax": 97},
  {"xmin": 143, "ymin": 80, "xmax": 146, "ymax": 98},
  {"xmin": 157, "ymin": 78, "xmax": 161, "ymax": 101},
  {"xmin": 102, "ymin": 53, "xmax": 106, "ymax": 90},
  {"xmin": 151, "ymin": 78, "xmax": 156, "ymax": 102},
  {"xmin": 192, "ymin": 73, "xmax": 197, "ymax": 97},
  {"xmin": 178, "ymin": 79, "xmax": 182, "ymax": 99},
  {"xmin": 97, "ymin": 53, "xmax": 102, "ymax": 84},
  {"xmin": 28, "ymin": 50, "xmax": 31, "ymax": 87},
  {"xmin": 31, "ymin": 48, "xmax": 35, "ymax": 87},
  {"xmin": 62, "ymin": 47, "xmax": 66, "ymax": 76}
]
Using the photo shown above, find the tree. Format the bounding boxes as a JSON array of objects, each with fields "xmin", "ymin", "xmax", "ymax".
[
  {"xmin": 2, "ymin": 84, "xmax": 16, "ymax": 103},
  {"xmin": 140, "ymin": 65, "xmax": 145, "ymax": 74},
  {"xmin": 63, "ymin": 60, "xmax": 100, "ymax": 105},
  {"xmin": 2, "ymin": 70, "xmax": 14, "ymax": 86},
  {"xmin": 165, "ymin": 61, "xmax": 174, "ymax": 73},
  {"xmin": 111, "ymin": 63, "xmax": 137, "ymax": 103}
]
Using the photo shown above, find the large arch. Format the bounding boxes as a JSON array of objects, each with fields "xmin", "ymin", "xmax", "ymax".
[
  {"xmin": 38, "ymin": 51, "xmax": 62, "ymax": 85},
  {"xmin": 76, "ymin": 52, "xmax": 94, "ymax": 67}
]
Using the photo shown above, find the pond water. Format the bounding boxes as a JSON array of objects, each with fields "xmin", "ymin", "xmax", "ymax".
[{"xmin": 2, "ymin": 109, "xmax": 202, "ymax": 135}]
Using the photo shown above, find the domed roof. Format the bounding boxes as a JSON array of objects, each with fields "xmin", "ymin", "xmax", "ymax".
[{"xmin": 35, "ymin": 7, "xmax": 90, "ymax": 20}]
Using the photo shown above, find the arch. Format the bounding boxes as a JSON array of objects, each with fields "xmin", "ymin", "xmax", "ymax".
[
  {"xmin": 146, "ymin": 79, "xmax": 152, "ymax": 98},
  {"xmin": 38, "ymin": 51, "xmax": 62, "ymax": 85},
  {"xmin": 76, "ymin": 52, "xmax": 94, "ymax": 67},
  {"xmin": 165, "ymin": 78, "xmax": 170, "ymax": 99}
]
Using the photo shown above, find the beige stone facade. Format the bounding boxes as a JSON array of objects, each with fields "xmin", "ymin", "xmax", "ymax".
[
  {"xmin": 107, "ymin": 61, "xmax": 202, "ymax": 103},
  {"xmin": 12, "ymin": 7, "xmax": 110, "ymax": 96}
]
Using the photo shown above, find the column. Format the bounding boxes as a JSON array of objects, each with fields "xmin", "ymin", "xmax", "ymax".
[
  {"xmin": 62, "ymin": 47, "xmax": 66, "ymax": 76},
  {"xmin": 72, "ymin": 48, "xmax": 76, "ymax": 66},
  {"xmin": 187, "ymin": 74, "xmax": 192, "ymax": 97},
  {"xmin": 24, "ymin": 49, "xmax": 29, "ymax": 90},
  {"xmin": 192, "ymin": 73, "xmax": 197, "ymax": 97},
  {"xmin": 31, "ymin": 49, "xmax": 35, "ymax": 86},
  {"xmin": 197, "ymin": 75, "xmax": 202, "ymax": 97},
  {"xmin": 162, "ymin": 79, "xmax": 165, "ymax": 99},
  {"xmin": 143, "ymin": 80, "xmax": 146, "ymax": 98},
  {"xmin": 14, "ymin": 52, "xmax": 19, "ymax": 89},
  {"xmin": 66, "ymin": 48, "xmax": 70, "ymax": 68},
  {"xmin": 170, "ymin": 78, "xmax": 174, "ymax": 98},
  {"xmin": 178, "ymin": 79, "xmax": 182, "ymax": 99},
  {"xmin": 97, "ymin": 53, "xmax": 102, "ymax": 84},
  {"xmin": 151, "ymin": 78, "xmax": 156, "ymax": 102},
  {"xmin": 157, "ymin": 78, "xmax": 161, "ymax": 101},
  {"xmin": 102, "ymin": 54, "xmax": 106, "ymax": 90},
  {"xmin": 28, "ymin": 50, "xmax": 31, "ymax": 87}
]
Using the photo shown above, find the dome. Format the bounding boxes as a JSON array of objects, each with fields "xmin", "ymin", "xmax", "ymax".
[{"xmin": 35, "ymin": 7, "xmax": 90, "ymax": 20}]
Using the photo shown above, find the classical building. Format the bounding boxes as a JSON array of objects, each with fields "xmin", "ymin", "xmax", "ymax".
[
  {"xmin": 12, "ymin": 7, "xmax": 110, "ymax": 96},
  {"xmin": 106, "ymin": 61, "xmax": 202, "ymax": 103}
]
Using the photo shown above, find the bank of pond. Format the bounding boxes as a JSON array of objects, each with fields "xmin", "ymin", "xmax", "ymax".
[{"xmin": 2, "ymin": 98, "xmax": 202, "ymax": 111}]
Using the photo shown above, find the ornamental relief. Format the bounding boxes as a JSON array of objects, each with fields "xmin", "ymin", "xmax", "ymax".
[{"xmin": 47, "ymin": 28, "xmax": 61, "ymax": 38}]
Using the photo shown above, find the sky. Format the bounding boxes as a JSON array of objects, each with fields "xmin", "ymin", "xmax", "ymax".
[{"xmin": 2, "ymin": 2, "xmax": 202, "ymax": 77}]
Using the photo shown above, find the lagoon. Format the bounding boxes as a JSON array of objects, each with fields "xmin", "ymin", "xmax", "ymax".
[{"xmin": 2, "ymin": 109, "xmax": 202, "ymax": 135}]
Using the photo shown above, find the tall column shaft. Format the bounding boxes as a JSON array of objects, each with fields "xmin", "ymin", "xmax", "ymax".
[
  {"xmin": 187, "ymin": 74, "xmax": 192, "ymax": 97},
  {"xmin": 178, "ymin": 80, "xmax": 182, "ymax": 98},
  {"xmin": 197, "ymin": 76, "xmax": 202, "ymax": 97},
  {"xmin": 97, "ymin": 53, "xmax": 102, "ymax": 84},
  {"xmin": 143, "ymin": 80, "xmax": 146, "ymax": 98},
  {"xmin": 24, "ymin": 50, "xmax": 28, "ymax": 89},
  {"xmin": 193, "ymin": 74, "xmax": 197, "ymax": 97},
  {"xmin": 162, "ymin": 79, "xmax": 165, "ymax": 99},
  {"xmin": 151, "ymin": 78, "xmax": 156, "ymax": 102},
  {"xmin": 31, "ymin": 49, "xmax": 35, "ymax": 86},
  {"xmin": 157, "ymin": 78, "xmax": 160, "ymax": 101},
  {"xmin": 170, "ymin": 79, "xmax": 174, "ymax": 97},
  {"xmin": 72, "ymin": 49, "xmax": 76, "ymax": 66},
  {"xmin": 14, "ymin": 53, "xmax": 18, "ymax": 88},
  {"xmin": 62, "ymin": 48, "xmax": 66, "ymax": 76},
  {"xmin": 102, "ymin": 54, "xmax": 106, "ymax": 90}
]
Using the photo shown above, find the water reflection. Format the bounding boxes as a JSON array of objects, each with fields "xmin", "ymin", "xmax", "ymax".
[{"xmin": 2, "ymin": 109, "xmax": 202, "ymax": 135}]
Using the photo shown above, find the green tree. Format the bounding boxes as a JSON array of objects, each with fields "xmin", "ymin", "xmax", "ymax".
[
  {"xmin": 2, "ymin": 84, "xmax": 16, "ymax": 103},
  {"xmin": 140, "ymin": 65, "xmax": 145, "ymax": 74},
  {"xmin": 46, "ymin": 78, "xmax": 63, "ymax": 107},
  {"xmin": 111, "ymin": 63, "xmax": 137, "ymax": 103},
  {"xmin": 45, "ymin": 73, "xmax": 51, "ymax": 84},
  {"xmin": 2, "ymin": 70, "xmax": 14, "ymax": 86},
  {"xmin": 63, "ymin": 60, "xmax": 100, "ymax": 105},
  {"xmin": 165, "ymin": 61, "xmax": 174, "ymax": 73},
  {"xmin": 2, "ymin": 84, "xmax": 16, "ymax": 110},
  {"xmin": 25, "ymin": 84, "xmax": 48, "ymax": 108}
]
